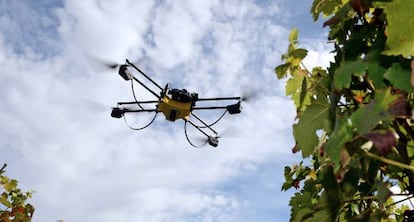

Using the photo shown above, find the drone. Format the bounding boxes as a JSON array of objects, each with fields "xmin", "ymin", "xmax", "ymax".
[{"xmin": 110, "ymin": 59, "xmax": 242, "ymax": 147}]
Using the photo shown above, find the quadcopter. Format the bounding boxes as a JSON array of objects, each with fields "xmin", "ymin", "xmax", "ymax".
[{"xmin": 110, "ymin": 59, "xmax": 242, "ymax": 147}]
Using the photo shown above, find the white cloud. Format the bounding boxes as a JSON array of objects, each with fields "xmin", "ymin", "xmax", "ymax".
[{"xmin": 303, "ymin": 38, "xmax": 334, "ymax": 70}]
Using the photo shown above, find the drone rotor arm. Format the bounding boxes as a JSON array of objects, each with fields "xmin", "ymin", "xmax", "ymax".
[
  {"xmin": 126, "ymin": 59, "xmax": 163, "ymax": 91},
  {"xmin": 187, "ymin": 120, "xmax": 211, "ymax": 138},
  {"xmin": 197, "ymin": 96, "xmax": 241, "ymax": 101},
  {"xmin": 122, "ymin": 109, "xmax": 158, "ymax": 113},
  {"xmin": 189, "ymin": 113, "xmax": 218, "ymax": 135},
  {"xmin": 192, "ymin": 103, "xmax": 241, "ymax": 115},
  {"xmin": 131, "ymin": 76, "xmax": 161, "ymax": 99},
  {"xmin": 117, "ymin": 100, "xmax": 159, "ymax": 106}
]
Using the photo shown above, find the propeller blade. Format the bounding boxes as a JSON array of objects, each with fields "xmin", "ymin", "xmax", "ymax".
[
  {"xmin": 191, "ymin": 135, "xmax": 220, "ymax": 147},
  {"xmin": 95, "ymin": 58, "xmax": 121, "ymax": 70},
  {"xmin": 105, "ymin": 62, "xmax": 120, "ymax": 69},
  {"xmin": 84, "ymin": 54, "xmax": 123, "ymax": 71},
  {"xmin": 241, "ymin": 89, "xmax": 258, "ymax": 102},
  {"xmin": 82, "ymin": 99, "xmax": 111, "ymax": 113},
  {"xmin": 218, "ymin": 125, "xmax": 242, "ymax": 138}
]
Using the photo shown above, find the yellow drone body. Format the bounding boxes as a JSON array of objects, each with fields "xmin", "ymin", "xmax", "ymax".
[{"xmin": 157, "ymin": 94, "xmax": 191, "ymax": 121}]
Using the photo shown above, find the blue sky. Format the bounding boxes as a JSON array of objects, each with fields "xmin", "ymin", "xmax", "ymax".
[{"xmin": 0, "ymin": 0, "xmax": 333, "ymax": 221}]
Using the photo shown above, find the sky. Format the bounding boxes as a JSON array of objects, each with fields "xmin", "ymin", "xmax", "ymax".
[{"xmin": 0, "ymin": 0, "xmax": 333, "ymax": 221}]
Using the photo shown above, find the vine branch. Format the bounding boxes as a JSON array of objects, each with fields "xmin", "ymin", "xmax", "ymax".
[{"xmin": 364, "ymin": 151, "xmax": 414, "ymax": 172}]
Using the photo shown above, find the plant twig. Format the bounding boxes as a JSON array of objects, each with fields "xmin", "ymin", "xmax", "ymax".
[
  {"xmin": 385, "ymin": 195, "xmax": 414, "ymax": 208},
  {"xmin": 364, "ymin": 151, "xmax": 414, "ymax": 171},
  {"xmin": 0, "ymin": 163, "xmax": 7, "ymax": 173}
]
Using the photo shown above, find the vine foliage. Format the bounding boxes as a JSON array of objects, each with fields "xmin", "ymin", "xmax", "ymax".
[
  {"xmin": 0, "ymin": 164, "xmax": 34, "ymax": 222},
  {"xmin": 276, "ymin": 0, "xmax": 414, "ymax": 221}
]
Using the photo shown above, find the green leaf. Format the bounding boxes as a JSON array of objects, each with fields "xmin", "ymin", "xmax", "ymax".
[
  {"xmin": 1, "ymin": 192, "xmax": 12, "ymax": 208},
  {"xmin": 290, "ymin": 191, "xmax": 315, "ymax": 221},
  {"xmin": 334, "ymin": 60, "xmax": 368, "ymax": 89},
  {"xmin": 377, "ymin": 181, "xmax": 392, "ymax": 205},
  {"xmin": 286, "ymin": 73, "xmax": 312, "ymax": 110},
  {"xmin": 4, "ymin": 179, "xmax": 17, "ymax": 193},
  {"xmin": 289, "ymin": 28, "xmax": 299, "ymax": 44},
  {"xmin": 367, "ymin": 62, "xmax": 387, "ymax": 89},
  {"xmin": 384, "ymin": 63, "xmax": 413, "ymax": 93},
  {"xmin": 290, "ymin": 191, "xmax": 313, "ymax": 208},
  {"xmin": 380, "ymin": 0, "xmax": 414, "ymax": 57},
  {"xmin": 308, "ymin": 191, "xmax": 339, "ymax": 222},
  {"xmin": 291, "ymin": 48, "xmax": 308, "ymax": 59},
  {"xmin": 350, "ymin": 88, "xmax": 400, "ymax": 134},
  {"xmin": 321, "ymin": 165, "xmax": 340, "ymax": 201},
  {"xmin": 293, "ymin": 97, "xmax": 330, "ymax": 157},
  {"xmin": 311, "ymin": 0, "xmax": 341, "ymax": 21},
  {"xmin": 340, "ymin": 168, "xmax": 359, "ymax": 198},
  {"xmin": 275, "ymin": 63, "xmax": 290, "ymax": 79},
  {"xmin": 324, "ymin": 117, "xmax": 353, "ymax": 165},
  {"xmin": 293, "ymin": 208, "xmax": 314, "ymax": 222},
  {"xmin": 0, "ymin": 176, "xmax": 8, "ymax": 185}
]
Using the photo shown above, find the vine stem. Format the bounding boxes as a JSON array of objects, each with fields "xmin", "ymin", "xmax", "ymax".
[
  {"xmin": 385, "ymin": 195, "xmax": 414, "ymax": 208},
  {"xmin": 0, "ymin": 163, "xmax": 6, "ymax": 172},
  {"xmin": 364, "ymin": 151, "xmax": 414, "ymax": 171}
]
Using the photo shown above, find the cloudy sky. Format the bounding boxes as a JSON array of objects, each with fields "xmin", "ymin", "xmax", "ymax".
[{"xmin": 0, "ymin": 0, "xmax": 333, "ymax": 221}]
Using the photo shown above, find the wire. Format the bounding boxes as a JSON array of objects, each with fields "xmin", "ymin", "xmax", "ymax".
[
  {"xmin": 184, "ymin": 121, "xmax": 208, "ymax": 148},
  {"xmin": 123, "ymin": 112, "xmax": 157, "ymax": 130},
  {"xmin": 190, "ymin": 110, "xmax": 227, "ymax": 128},
  {"xmin": 131, "ymin": 80, "xmax": 144, "ymax": 110}
]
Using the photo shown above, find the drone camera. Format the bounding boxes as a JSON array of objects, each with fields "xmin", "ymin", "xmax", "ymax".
[
  {"xmin": 111, "ymin": 107, "xmax": 125, "ymax": 118},
  {"xmin": 208, "ymin": 136, "xmax": 219, "ymax": 147},
  {"xmin": 169, "ymin": 88, "xmax": 192, "ymax": 102},
  {"xmin": 226, "ymin": 102, "xmax": 241, "ymax": 114},
  {"xmin": 118, "ymin": 65, "xmax": 132, "ymax": 81},
  {"xmin": 191, "ymin": 92, "xmax": 198, "ymax": 106}
]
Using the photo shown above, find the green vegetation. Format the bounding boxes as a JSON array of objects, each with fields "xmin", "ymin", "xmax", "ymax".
[
  {"xmin": 0, "ymin": 164, "xmax": 34, "ymax": 222},
  {"xmin": 276, "ymin": 0, "xmax": 414, "ymax": 221}
]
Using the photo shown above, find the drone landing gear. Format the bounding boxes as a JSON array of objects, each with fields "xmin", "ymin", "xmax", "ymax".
[{"xmin": 184, "ymin": 119, "xmax": 219, "ymax": 148}]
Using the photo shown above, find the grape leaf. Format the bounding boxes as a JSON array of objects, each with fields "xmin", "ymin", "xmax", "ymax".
[
  {"xmin": 4, "ymin": 179, "xmax": 17, "ymax": 192},
  {"xmin": 291, "ymin": 48, "xmax": 308, "ymax": 60},
  {"xmin": 289, "ymin": 28, "xmax": 299, "ymax": 43},
  {"xmin": 275, "ymin": 63, "xmax": 290, "ymax": 79},
  {"xmin": 362, "ymin": 130, "xmax": 396, "ymax": 155},
  {"xmin": 293, "ymin": 97, "xmax": 330, "ymax": 157},
  {"xmin": 387, "ymin": 95, "xmax": 411, "ymax": 118},
  {"xmin": 1, "ymin": 192, "xmax": 12, "ymax": 208},
  {"xmin": 384, "ymin": 63, "xmax": 413, "ymax": 93},
  {"xmin": 350, "ymin": 88, "xmax": 399, "ymax": 134},
  {"xmin": 324, "ymin": 117, "xmax": 353, "ymax": 165},
  {"xmin": 411, "ymin": 59, "xmax": 414, "ymax": 87},
  {"xmin": 380, "ymin": 0, "xmax": 414, "ymax": 57},
  {"xmin": 294, "ymin": 208, "xmax": 313, "ymax": 222},
  {"xmin": 377, "ymin": 181, "xmax": 392, "ymax": 205},
  {"xmin": 311, "ymin": 0, "xmax": 342, "ymax": 21},
  {"xmin": 290, "ymin": 191, "xmax": 314, "ymax": 221},
  {"xmin": 289, "ymin": 191, "xmax": 313, "ymax": 208},
  {"xmin": 334, "ymin": 60, "xmax": 368, "ymax": 89},
  {"xmin": 367, "ymin": 62, "xmax": 387, "ymax": 89},
  {"xmin": 286, "ymin": 73, "xmax": 312, "ymax": 110},
  {"xmin": 307, "ymin": 191, "xmax": 339, "ymax": 222}
]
